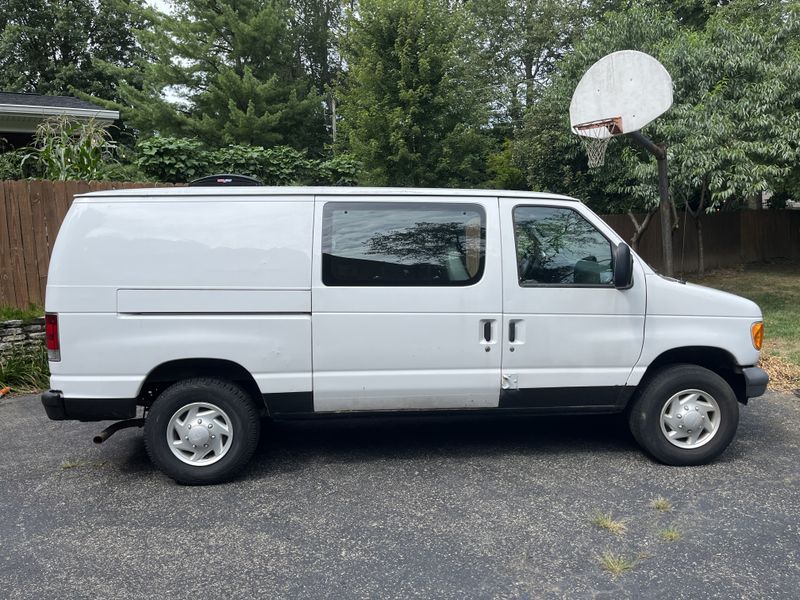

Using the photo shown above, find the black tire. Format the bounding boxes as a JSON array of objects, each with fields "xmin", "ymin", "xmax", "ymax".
[
  {"xmin": 628, "ymin": 364, "xmax": 739, "ymax": 466},
  {"xmin": 144, "ymin": 378, "xmax": 261, "ymax": 485}
]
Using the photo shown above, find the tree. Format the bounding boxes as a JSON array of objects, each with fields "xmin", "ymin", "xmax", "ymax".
[
  {"xmin": 466, "ymin": 0, "xmax": 615, "ymax": 125},
  {"xmin": 291, "ymin": 0, "xmax": 346, "ymax": 139},
  {"xmin": 517, "ymin": 3, "xmax": 800, "ymax": 273},
  {"xmin": 623, "ymin": 0, "xmax": 800, "ymax": 274},
  {"xmin": 121, "ymin": 0, "xmax": 326, "ymax": 152},
  {"xmin": 516, "ymin": 7, "xmax": 682, "ymax": 209},
  {"xmin": 337, "ymin": 0, "xmax": 492, "ymax": 187},
  {"xmin": 0, "ymin": 0, "xmax": 149, "ymax": 103}
]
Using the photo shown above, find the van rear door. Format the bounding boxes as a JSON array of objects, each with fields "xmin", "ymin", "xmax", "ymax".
[{"xmin": 311, "ymin": 195, "xmax": 502, "ymax": 412}]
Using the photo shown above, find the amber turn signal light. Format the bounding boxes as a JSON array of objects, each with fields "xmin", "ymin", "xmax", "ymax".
[{"xmin": 751, "ymin": 321, "xmax": 764, "ymax": 351}]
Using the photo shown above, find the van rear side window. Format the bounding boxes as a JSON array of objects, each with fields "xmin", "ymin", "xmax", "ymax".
[{"xmin": 322, "ymin": 202, "xmax": 486, "ymax": 286}]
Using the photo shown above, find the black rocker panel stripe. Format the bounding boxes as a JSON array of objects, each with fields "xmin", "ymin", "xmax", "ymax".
[{"xmin": 264, "ymin": 387, "xmax": 636, "ymax": 415}]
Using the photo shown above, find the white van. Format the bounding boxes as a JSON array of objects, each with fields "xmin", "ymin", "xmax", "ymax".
[{"xmin": 41, "ymin": 187, "xmax": 768, "ymax": 484}]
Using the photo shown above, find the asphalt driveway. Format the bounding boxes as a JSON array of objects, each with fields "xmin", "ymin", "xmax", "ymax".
[{"xmin": 1, "ymin": 391, "xmax": 798, "ymax": 599}]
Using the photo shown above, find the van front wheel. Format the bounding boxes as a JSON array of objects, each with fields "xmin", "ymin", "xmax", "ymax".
[
  {"xmin": 628, "ymin": 365, "xmax": 739, "ymax": 466},
  {"xmin": 144, "ymin": 378, "xmax": 261, "ymax": 484}
]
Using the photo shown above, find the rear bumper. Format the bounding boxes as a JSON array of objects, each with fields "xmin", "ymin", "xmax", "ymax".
[
  {"xmin": 41, "ymin": 390, "xmax": 137, "ymax": 422},
  {"xmin": 742, "ymin": 366, "xmax": 769, "ymax": 399}
]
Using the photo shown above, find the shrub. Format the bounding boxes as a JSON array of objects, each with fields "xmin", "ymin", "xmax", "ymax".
[
  {"xmin": 135, "ymin": 136, "xmax": 361, "ymax": 186},
  {"xmin": 312, "ymin": 154, "xmax": 362, "ymax": 186},
  {"xmin": 136, "ymin": 137, "xmax": 211, "ymax": 183},
  {"xmin": 0, "ymin": 344, "xmax": 49, "ymax": 392},
  {"xmin": 209, "ymin": 145, "xmax": 310, "ymax": 185}
]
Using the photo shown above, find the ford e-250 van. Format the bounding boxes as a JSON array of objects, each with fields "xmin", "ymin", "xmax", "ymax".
[{"xmin": 41, "ymin": 187, "xmax": 768, "ymax": 484}]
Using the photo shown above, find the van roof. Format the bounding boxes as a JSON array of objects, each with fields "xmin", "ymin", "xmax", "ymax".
[{"xmin": 74, "ymin": 186, "xmax": 579, "ymax": 202}]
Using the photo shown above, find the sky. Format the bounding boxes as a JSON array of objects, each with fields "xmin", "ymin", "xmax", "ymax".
[{"xmin": 145, "ymin": 0, "xmax": 171, "ymax": 13}]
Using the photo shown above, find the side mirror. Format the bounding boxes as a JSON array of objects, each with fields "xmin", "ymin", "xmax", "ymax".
[{"xmin": 613, "ymin": 243, "xmax": 634, "ymax": 289}]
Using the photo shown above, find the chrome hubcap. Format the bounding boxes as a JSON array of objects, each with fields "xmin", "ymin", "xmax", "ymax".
[
  {"xmin": 167, "ymin": 402, "xmax": 233, "ymax": 466},
  {"xmin": 660, "ymin": 389, "xmax": 721, "ymax": 449}
]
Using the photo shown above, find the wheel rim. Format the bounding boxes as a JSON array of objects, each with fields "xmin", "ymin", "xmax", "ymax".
[
  {"xmin": 659, "ymin": 389, "xmax": 721, "ymax": 449},
  {"xmin": 166, "ymin": 402, "xmax": 233, "ymax": 466}
]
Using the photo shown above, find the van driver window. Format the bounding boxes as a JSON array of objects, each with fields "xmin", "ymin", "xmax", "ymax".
[
  {"xmin": 513, "ymin": 206, "xmax": 613, "ymax": 286},
  {"xmin": 322, "ymin": 202, "xmax": 486, "ymax": 286}
]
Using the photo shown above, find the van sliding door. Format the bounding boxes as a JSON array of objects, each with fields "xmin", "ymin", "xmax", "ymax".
[{"xmin": 311, "ymin": 196, "xmax": 503, "ymax": 412}]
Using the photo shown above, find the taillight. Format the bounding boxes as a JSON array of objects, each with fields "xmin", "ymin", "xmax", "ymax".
[{"xmin": 45, "ymin": 313, "xmax": 61, "ymax": 362}]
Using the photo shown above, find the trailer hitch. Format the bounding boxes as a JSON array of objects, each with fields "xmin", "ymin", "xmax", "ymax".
[{"xmin": 93, "ymin": 418, "xmax": 145, "ymax": 444}]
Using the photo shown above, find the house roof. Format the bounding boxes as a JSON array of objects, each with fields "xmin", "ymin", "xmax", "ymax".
[
  {"xmin": 0, "ymin": 92, "xmax": 119, "ymax": 134},
  {"xmin": 0, "ymin": 92, "xmax": 111, "ymax": 112}
]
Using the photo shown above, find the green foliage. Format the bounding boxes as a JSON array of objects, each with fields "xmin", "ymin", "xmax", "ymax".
[
  {"xmin": 651, "ymin": 1, "xmax": 800, "ymax": 212},
  {"xmin": 0, "ymin": 304, "xmax": 42, "ymax": 322},
  {"xmin": 122, "ymin": 0, "xmax": 325, "ymax": 151},
  {"xmin": 211, "ymin": 145, "xmax": 311, "ymax": 186},
  {"xmin": 0, "ymin": 0, "xmax": 150, "ymax": 102},
  {"xmin": 0, "ymin": 344, "xmax": 50, "ymax": 392},
  {"xmin": 467, "ymin": 0, "xmax": 610, "ymax": 125},
  {"xmin": 135, "ymin": 136, "xmax": 359, "ymax": 186},
  {"xmin": 312, "ymin": 154, "xmax": 362, "ymax": 186},
  {"xmin": 0, "ymin": 149, "xmax": 43, "ymax": 180},
  {"xmin": 485, "ymin": 140, "xmax": 528, "ymax": 190},
  {"xmin": 517, "ymin": 3, "xmax": 800, "ymax": 214},
  {"xmin": 338, "ymin": 0, "xmax": 493, "ymax": 187},
  {"xmin": 24, "ymin": 116, "xmax": 118, "ymax": 181},
  {"xmin": 136, "ymin": 137, "xmax": 209, "ymax": 184}
]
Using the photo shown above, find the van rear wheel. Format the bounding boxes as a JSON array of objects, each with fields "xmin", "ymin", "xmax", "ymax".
[
  {"xmin": 628, "ymin": 365, "xmax": 739, "ymax": 466},
  {"xmin": 144, "ymin": 378, "xmax": 261, "ymax": 485}
]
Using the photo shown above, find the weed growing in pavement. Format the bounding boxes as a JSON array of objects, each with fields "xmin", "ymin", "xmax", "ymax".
[
  {"xmin": 659, "ymin": 526, "xmax": 680, "ymax": 542},
  {"xmin": 597, "ymin": 552, "xmax": 637, "ymax": 576},
  {"xmin": 651, "ymin": 496, "xmax": 672, "ymax": 512},
  {"xmin": 590, "ymin": 513, "xmax": 627, "ymax": 535}
]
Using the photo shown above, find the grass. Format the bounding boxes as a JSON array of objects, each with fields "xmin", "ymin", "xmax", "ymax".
[
  {"xmin": 659, "ymin": 526, "xmax": 681, "ymax": 542},
  {"xmin": 597, "ymin": 552, "xmax": 637, "ymax": 576},
  {"xmin": 0, "ymin": 344, "xmax": 50, "ymax": 393},
  {"xmin": 0, "ymin": 304, "xmax": 43, "ymax": 322},
  {"xmin": 590, "ymin": 513, "xmax": 627, "ymax": 536},
  {"xmin": 691, "ymin": 262, "xmax": 800, "ymax": 389},
  {"xmin": 650, "ymin": 497, "xmax": 672, "ymax": 512}
]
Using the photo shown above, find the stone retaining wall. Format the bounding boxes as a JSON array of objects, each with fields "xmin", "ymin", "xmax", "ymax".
[{"xmin": 0, "ymin": 318, "xmax": 46, "ymax": 356}]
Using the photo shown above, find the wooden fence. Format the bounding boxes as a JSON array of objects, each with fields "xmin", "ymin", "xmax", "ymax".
[
  {"xmin": 0, "ymin": 180, "xmax": 178, "ymax": 308},
  {"xmin": 602, "ymin": 209, "xmax": 800, "ymax": 273},
  {"xmin": 1, "ymin": 179, "xmax": 798, "ymax": 308}
]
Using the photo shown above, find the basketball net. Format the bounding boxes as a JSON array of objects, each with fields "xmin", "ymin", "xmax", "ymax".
[{"xmin": 574, "ymin": 117, "xmax": 622, "ymax": 169}]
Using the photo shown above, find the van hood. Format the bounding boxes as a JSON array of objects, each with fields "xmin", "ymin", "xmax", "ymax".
[{"xmin": 645, "ymin": 273, "xmax": 762, "ymax": 318}]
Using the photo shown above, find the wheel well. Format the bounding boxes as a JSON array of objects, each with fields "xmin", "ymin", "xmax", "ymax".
[
  {"xmin": 137, "ymin": 358, "xmax": 264, "ymax": 411},
  {"xmin": 641, "ymin": 346, "xmax": 747, "ymax": 403}
]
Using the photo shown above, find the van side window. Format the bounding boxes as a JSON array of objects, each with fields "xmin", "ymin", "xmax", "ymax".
[
  {"xmin": 513, "ymin": 206, "xmax": 613, "ymax": 286},
  {"xmin": 322, "ymin": 202, "xmax": 486, "ymax": 286}
]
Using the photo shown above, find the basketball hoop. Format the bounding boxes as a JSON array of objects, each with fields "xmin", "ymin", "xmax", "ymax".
[
  {"xmin": 574, "ymin": 117, "xmax": 623, "ymax": 168},
  {"xmin": 569, "ymin": 51, "xmax": 674, "ymax": 169}
]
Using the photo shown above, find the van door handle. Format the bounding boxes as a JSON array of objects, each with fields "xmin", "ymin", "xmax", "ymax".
[
  {"xmin": 480, "ymin": 319, "xmax": 496, "ymax": 347},
  {"xmin": 508, "ymin": 319, "xmax": 524, "ymax": 346}
]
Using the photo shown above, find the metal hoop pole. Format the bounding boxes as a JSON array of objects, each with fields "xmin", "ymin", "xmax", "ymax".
[{"xmin": 628, "ymin": 131, "xmax": 674, "ymax": 277}]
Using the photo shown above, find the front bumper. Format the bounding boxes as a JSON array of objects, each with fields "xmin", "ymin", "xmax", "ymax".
[
  {"xmin": 41, "ymin": 390, "xmax": 137, "ymax": 422},
  {"xmin": 742, "ymin": 366, "xmax": 769, "ymax": 399}
]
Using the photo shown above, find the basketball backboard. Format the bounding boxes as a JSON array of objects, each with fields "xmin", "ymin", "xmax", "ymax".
[{"xmin": 569, "ymin": 50, "xmax": 673, "ymax": 139}]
